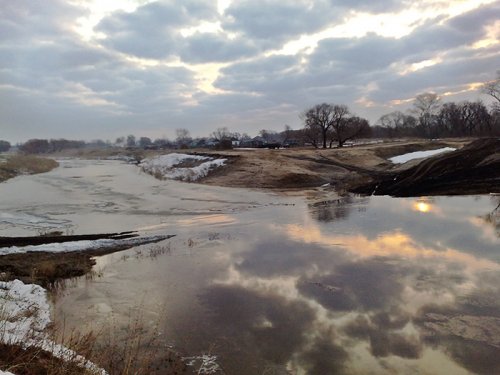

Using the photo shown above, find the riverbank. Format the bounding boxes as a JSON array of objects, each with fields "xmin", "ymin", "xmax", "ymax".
[
  {"xmin": 192, "ymin": 138, "xmax": 499, "ymax": 196},
  {"xmin": 0, "ymin": 155, "xmax": 58, "ymax": 183}
]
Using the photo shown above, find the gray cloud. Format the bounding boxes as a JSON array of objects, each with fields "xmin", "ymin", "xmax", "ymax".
[
  {"xmin": 222, "ymin": 0, "xmax": 336, "ymax": 48},
  {"xmin": 96, "ymin": 0, "xmax": 218, "ymax": 59},
  {"xmin": 179, "ymin": 32, "xmax": 258, "ymax": 63},
  {"xmin": 1, "ymin": 0, "xmax": 498, "ymax": 141}
]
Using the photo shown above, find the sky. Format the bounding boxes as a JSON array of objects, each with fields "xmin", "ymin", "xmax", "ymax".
[{"xmin": 0, "ymin": 0, "xmax": 499, "ymax": 143}]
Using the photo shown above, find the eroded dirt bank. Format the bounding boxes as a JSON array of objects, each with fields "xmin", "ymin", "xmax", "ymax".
[
  {"xmin": 197, "ymin": 138, "xmax": 499, "ymax": 196},
  {"xmin": 352, "ymin": 138, "xmax": 500, "ymax": 196}
]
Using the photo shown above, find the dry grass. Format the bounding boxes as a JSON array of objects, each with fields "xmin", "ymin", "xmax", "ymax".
[
  {"xmin": 0, "ymin": 155, "xmax": 58, "ymax": 182},
  {"xmin": 1, "ymin": 306, "xmax": 188, "ymax": 375},
  {"xmin": 0, "ymin": 342, "xmax": 96, "ymax": 375}
]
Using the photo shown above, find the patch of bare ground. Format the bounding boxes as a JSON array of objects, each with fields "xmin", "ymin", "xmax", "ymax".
[
  {"xmin": 197, "ymin": 139, "xmax": 474, "ymax": 194},
  {"xmin": 0, "ymin": 155, "xmax": 59, "ymax": 183}
]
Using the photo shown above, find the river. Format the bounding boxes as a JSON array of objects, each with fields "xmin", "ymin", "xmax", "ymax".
[{"xmin": 1, "ymin": 159, "xmax": 499, "ymax": 374}]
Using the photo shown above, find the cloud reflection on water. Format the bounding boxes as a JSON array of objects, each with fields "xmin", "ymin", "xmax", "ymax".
[{"xmin": 196, "ymin": 195, "xmax": 500, "ymax": 374}]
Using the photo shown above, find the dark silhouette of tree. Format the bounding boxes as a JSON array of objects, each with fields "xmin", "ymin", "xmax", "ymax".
[
  {"xmin": 210, "ymin": 127, "xmax": 231, "ymax": 142},
  {"xmin": 138, "ymin": 137, "xmax": 152, "ymax": 148},
  {"xmin": 411, "ymin": 92, "xmax": 441, "ymax": 138},
  {"xmin": 20, "ymin": 139, "xmax": 50, "ymax": 154},
  {"xmin": 0, "ymin": 140, "xmax": 11, "ymax": 152},
  {"xmin": 175, "ymin": 128, "xmax": 191, "ymax": 148},
  {"xmin": 302, "ymin": 103, "xmax": 370, "ymax": 148},
  {"xmin": 482, "ymin": 70, "xmax": 500, "ymax": 111},
  {"xmin": 126, "ymin": 135, "xmax": 136, "ymax": 147},
  {"xmin": 302, "ymin": 103, "xmax": 335, "ymax": 149}
]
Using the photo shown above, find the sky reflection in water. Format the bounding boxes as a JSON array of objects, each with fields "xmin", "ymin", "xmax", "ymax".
[
  {"xmin": 195, "ymin": 195, "xmax": 500, "ymax": 374},
  {"xmin": 58, "ymin": 193, "xmax": 499, "ymax": 375}
]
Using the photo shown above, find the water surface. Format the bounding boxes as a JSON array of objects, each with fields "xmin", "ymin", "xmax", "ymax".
[{"xmin": 1, "ymin": 159, "xmax": 499, "ymax": 374}]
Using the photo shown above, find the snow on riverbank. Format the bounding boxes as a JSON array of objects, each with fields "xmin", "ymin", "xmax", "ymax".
[
  {"xmin": 0, "ymin": 234, "xmax": 173, "ymax": 255},
  {"xmin": 389, "ymin": 147, "xmax": 456, "ymax": 164},
  {"xmin": 0, "ymin": 280, "xmax": 107, "ymax": 375},
  {"xmin": 140, "ymin": 153, "xmax": 226, "ymax": 181}
]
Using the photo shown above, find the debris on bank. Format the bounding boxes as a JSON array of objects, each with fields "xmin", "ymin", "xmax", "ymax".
[{"xmin": 140, "ymin": 153, "xmax": 227, "ymax": 182}]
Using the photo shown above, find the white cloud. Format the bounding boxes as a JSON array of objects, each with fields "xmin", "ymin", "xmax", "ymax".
[{"xmin": 0, "ymin": 0, "xmax": 498, "ymax": 141}]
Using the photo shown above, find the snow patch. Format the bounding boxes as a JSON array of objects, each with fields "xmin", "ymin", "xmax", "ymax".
[
  {"xmin": 0, "ymin": 280, "xmax": 107, "ymax": 374},
  {"xmin": 389, "ymin": 147, "xmax": 456, "ymax": 164},
  {"xmin": 140, "ymin": 153, "xmax": 226, "ymax": 181},
  {"xmin": 182, "ymin": 354, "xmax": 221, "ymax": 374}
]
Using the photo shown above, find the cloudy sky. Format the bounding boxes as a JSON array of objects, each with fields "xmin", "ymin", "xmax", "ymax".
[{"xmin": 1, "ymin": 0, "xmax": 499, "ymax": 142}]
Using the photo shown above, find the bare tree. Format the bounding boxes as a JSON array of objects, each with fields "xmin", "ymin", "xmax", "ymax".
[
  {"xmin": 175, "ymin": 128, "xmax": 191, "ymax": 148},
  {"xmin": 210, "ymin": 127, "xmax": 231, "ymax": 142},
  {"xmin": 126, "ymin": 135, "xmax": 136, "ymax": 147},
  {"xmin": 330, "ymin": 115, "xmax": 371, "ymax": 147},
  {"xmin": 411, "ymin": 92, "xmax": 441, "ymax": 138},
  {"xmin": 301, "ymin": 103, "xmax": 335, "ymax": 148},
  {"xmin": 0, "ymin": 140, "xmax": 11, "ymax": 152},
  {"xmin": 138, "ymin": 137, "xmax": 152, "ymax": 148},
  {"xmin": 328, "ymin": 104, "xmax": 351, "ymax": 147},
  {"xmin": 482, "ymin": 70, "xmax": 500, "ymax": 111},
  {"xmin": 377, "ymin": 111, "xmax": 410, "ymax": 138}
]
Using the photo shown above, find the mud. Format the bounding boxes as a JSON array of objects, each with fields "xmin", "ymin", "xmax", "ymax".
[{"xmin": 352, "ymin": 138, "xmax": 500, "ymax": 196}]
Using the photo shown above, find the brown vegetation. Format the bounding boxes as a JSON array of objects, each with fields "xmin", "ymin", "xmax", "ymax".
[
  {"xmin": 0, "ymin": 155, "xmax": 58, "ymax": 183},
  {"xmin": 0, "ymin": 343, "xmax": 94, "ymax": 375}
]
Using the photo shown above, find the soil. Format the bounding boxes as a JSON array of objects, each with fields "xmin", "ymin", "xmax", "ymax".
[
  {"xmin": 352, "ymin": 138, "xmax": 500, "ymax": 196},
  {"xmin": 0, "ymin": 232, "xmax": 173, "ymax": 287},
  {"xmin": 196, "ymin": 138, "xmax": 499, "ymax": 196}
]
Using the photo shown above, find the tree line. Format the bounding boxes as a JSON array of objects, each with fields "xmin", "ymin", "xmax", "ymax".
[{"xmin": 5, "ymin": 72, "xmax": 499, "ymax": 153}]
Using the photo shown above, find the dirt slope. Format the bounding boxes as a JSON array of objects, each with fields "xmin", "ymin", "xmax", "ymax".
[{"xmin": 352, "ymin": 138, "xmax": 500, "ymax": 196}]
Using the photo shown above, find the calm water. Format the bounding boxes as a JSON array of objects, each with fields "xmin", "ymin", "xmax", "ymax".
[{"xmin": 1, "ymin": 159, "xmax": 499, "ymax": 374}]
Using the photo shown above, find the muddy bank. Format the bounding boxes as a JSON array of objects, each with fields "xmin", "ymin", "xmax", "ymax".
[
  {"xmin": 194, "ymin": 138, "xmax": 497, "ymax": 196},
  {"xmin": 0, "ymin": 232, "xmax": 174, "ymax": 286},
  {"xmin": 352, "ymin": 138, "xmax": 500, "ymax": 196},
  {"xmin": 0, "ymin": 231, "xmax": 138, "ymax": 247}
]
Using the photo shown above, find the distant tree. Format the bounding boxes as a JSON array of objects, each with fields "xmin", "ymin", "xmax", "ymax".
[
  {"xmin": 259, "ymin": 129, "xmax": 279, "ymax": 143},
  {"xmin": 377, "ymin": 111, "xmax": 415, "ymax": 138},
  {"xmin": 329, "ymin": 115, "xmax": 371, "ymax": 147},
  {"xmin": 153, "ymin": 138, "xmax": 172, "ymax": 149},
  {"xmin": 126, "ymin": 135, "xmax": 136, "ymax": 147},
  {"xmin": 328, "ymin": 104, "xmax": 351, "ymax": 147},
  {"xmin": 210, "ymin": 127, "xmax": 231, "ymax": 142},
  {"xmin": 138, "ymin": 137, "xmax": 152, "ymax": 148},
  {"xmin": 240, "ymin": 133, "xmax": 252, "ymax": 142},
  {"xmin": 0, "ymin": 140, "xmax": 11, "ymax": 152},
  {"xmin": 20, "ymin": 139, "xmax": 50, "ymax": 154},
  {"xmin": 49, "ymin": 139, "xmax": 85, "ymax": 152},
  {"xmin": 281, "ymin": 124, "xmax": 293, "ymax": 144},
  {"xmin": 436, "ymin": 101, "xmax": 492, "ymax": 137},
  {"xmin": 301, "ymin": 103, "xmax": 335, "ymax": 148},
  {"xmin": 302, "ymin": 122, "xmax": 322, "ymax": 148},
  {"xmin": 482, "ymin": 70, "xmax": 500, "ymax": 110},
  {"xmin": 175, "ymin": 128, "xmax": 191, "ymax": 148},
  {"xmin": 411, "ymin": 92, "xmax": 441, "ymax": 138},
  {"xmin": 115, "ymin": 137, "xmax": 125, "ymax": 146}
]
